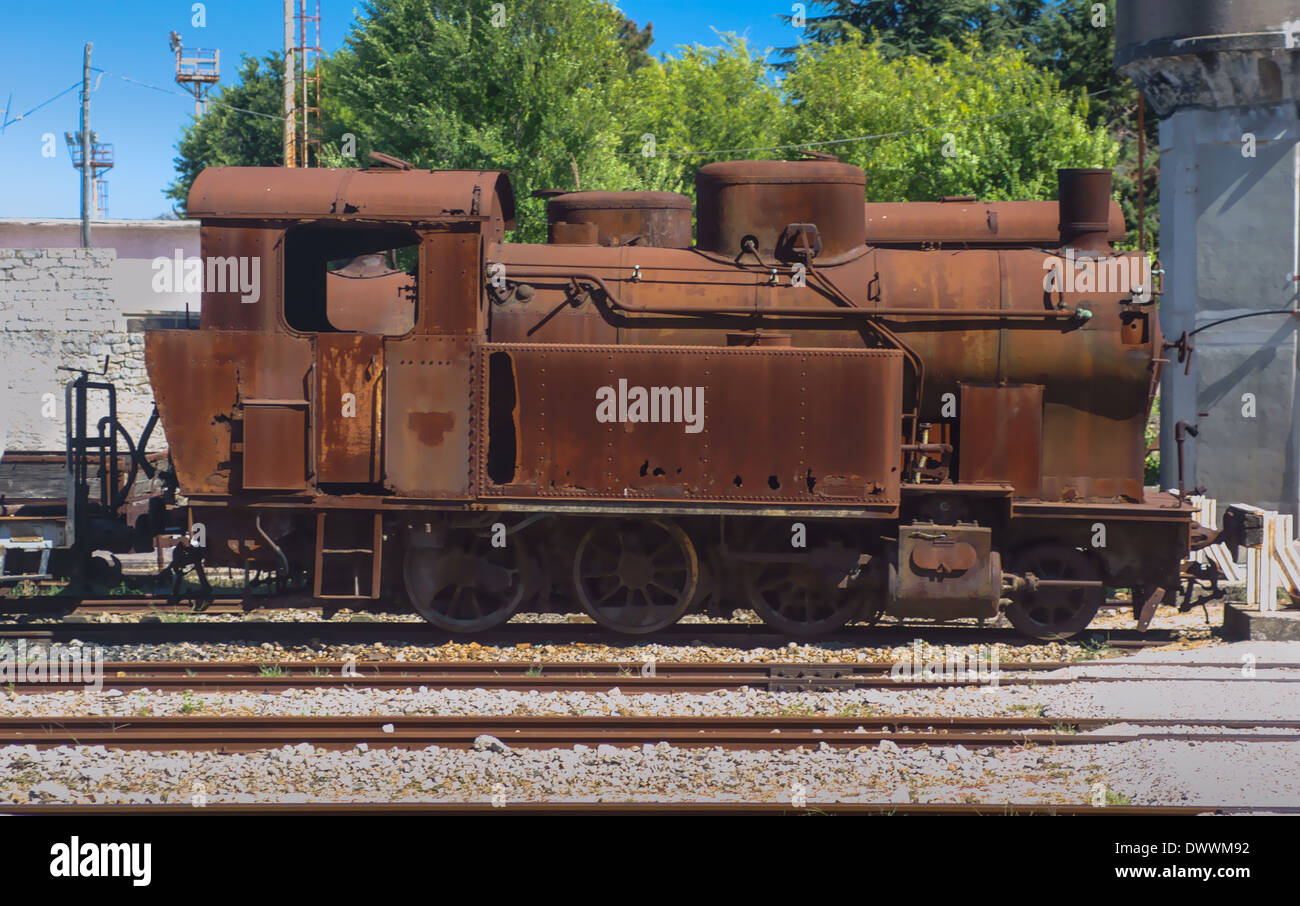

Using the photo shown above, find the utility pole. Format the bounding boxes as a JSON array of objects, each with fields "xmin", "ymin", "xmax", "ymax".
[
  {"xmin": 283, "ymin": 0, "xmax": 296, "ymax": 167},
  {"xmin": 80, "ymin": 42, "xmax": 92, "ymax": 248}
]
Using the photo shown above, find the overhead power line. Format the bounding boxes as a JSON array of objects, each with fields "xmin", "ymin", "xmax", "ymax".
[
  {"xmin": 110, "ymin": 72, "xmax": 286, "ymax": 122},
  {"xmin": 0, "ymin": 81, "xmax": 83, "ymax": 133},
  {"xmin": 1, "ymin": 67, "xmax": 284, "ymax": 138}
]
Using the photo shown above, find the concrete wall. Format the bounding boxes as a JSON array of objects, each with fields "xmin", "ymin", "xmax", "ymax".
[
  {"xmin": 0, "ymin": 219, "xmax": 200, "ymax": 318},
  {"xmin": 1155, "ymin": 107, "xmax": 1300, "ymax": 514},
  {"xmin": 1118, "ymin": 0, "xmax": 1300, "ymax": 514},
  {"xmin": 0, "ymin": 248, "xmax": 162, "ymax": 454}
]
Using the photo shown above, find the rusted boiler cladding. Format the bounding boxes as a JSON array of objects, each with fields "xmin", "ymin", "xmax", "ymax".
[{"xmin": 492, "ymin": 159, "xmax": 1158, "ymax": 502}]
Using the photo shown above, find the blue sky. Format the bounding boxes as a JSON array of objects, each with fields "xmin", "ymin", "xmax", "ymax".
[{"xmin": 0, "ymin": 1, "xmax": 801, "ymax": 220}]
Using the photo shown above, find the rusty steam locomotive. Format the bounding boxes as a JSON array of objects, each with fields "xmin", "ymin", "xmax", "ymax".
[{"xmin": 15, "ymin": 153, "xmax": 1208, "ymax": 639}]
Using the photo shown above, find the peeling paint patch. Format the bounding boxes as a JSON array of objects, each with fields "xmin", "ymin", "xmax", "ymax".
[{"xmin": 407, "ymin": 410, "xmax": 456, "ymax": 447}]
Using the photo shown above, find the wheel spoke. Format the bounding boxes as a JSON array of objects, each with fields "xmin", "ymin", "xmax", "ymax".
[
  {"xmin": 404, "ymin": 529, "xmax": 530, "ymax": 632},
  {"xmin": 593, "ymin": 583, "xmax": 624, "ymax": 606},
  {"xmin": 573, "ymin": 521, "xmax": 696, "ymax": 633},
  {"xmin": 648, "ymin": 539, "xmax": 675, "ymax": 563},
  {"xmin": 1008, "ymin": 545, "xmax": 1102, "ymax": 639}
]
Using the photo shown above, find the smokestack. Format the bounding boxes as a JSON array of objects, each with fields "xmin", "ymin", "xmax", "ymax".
[{"xmin": 1057, "ymin": 168, "xmax": 1114, "ymax": 252}]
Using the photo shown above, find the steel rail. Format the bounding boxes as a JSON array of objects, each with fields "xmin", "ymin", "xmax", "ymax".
[
  {"xmin": 0, "ymin": 619, "xmax": 1179, "ymax": 651},
  {"xmin": 3, "ymin": 715, "xmax": 1299, "ymax": 751},
  {"xmin": 9, "ymin": 659, "xmax": 1297, "ymax": 693}
]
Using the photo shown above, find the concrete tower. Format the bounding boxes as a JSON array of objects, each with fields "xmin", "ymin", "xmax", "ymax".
[{"xmin": 1117, "ymin": 0, "xmax": 1300, "ymax": 513}]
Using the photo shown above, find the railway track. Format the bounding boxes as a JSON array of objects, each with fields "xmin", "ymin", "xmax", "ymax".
[
  {"xmin": 2, "ymin": 801, "xmax": 1286, "ymax": 816},
  {"xmin": 0, "ymin": 594, "xmax": 349, "ymax": 616},
  {"xmin": 9, "ymin": 658, "xmax": 1298, "ymax": 693},
  {"xmin": 0, "ymin": 615, "xmax": 1184, "ymax": 651},
  {"xmin": 0, "ymin": 592, "xmax": 1152, "ymax": 619},
  {"xmin": 4, "ymin": 714, "xmax": 1299, "ymax": 750}
]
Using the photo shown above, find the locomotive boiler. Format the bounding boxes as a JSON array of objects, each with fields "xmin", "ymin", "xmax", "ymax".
[{"xmin": 129, "ymin": 152, "xmax": 1195, "ymax": 639}]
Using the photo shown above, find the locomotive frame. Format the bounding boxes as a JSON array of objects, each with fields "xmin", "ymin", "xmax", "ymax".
[{"xmin": 4, "ymin": 152, "xmax": 1219, "ymax": 640}]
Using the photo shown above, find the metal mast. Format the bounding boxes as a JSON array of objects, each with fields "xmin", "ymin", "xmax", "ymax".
[{"xmin": 80, "ymin": 43, "xmax": 92, "ymax": 247}]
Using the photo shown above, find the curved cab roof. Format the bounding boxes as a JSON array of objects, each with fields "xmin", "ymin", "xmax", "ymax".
[{"xmin": 187, "ymin": 166, "xmax": 516, "ymax": 238}]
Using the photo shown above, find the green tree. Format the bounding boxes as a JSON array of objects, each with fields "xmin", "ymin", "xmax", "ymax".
[
  {"xmin": 792, "ymin": 1, "xmax": 1158, "ymax": 248},
  {"xmin": 618, "ymin": 17, "xmax": 655, "ymax": 71},
  {"xmin": 322, "ymin": 0, "xmax": 643, "ymax": 241},
  {"xmin": 165, "ymin": 53, "xmax": 284, "ymax": 211},
  {"xmin": 612, "ymin": 36, "xmax": 787, "ymax": 196},
  {"xmin": 1035, "ymin": 0, "xmax": 1158, "ymax": 250},
  {"xmin": 781, "ymin": 36, "xmax": 1117, "ymax": 202},
  {"xmin": 793, "ymin": 0, "xmax": 1046, "ymax": 59}
]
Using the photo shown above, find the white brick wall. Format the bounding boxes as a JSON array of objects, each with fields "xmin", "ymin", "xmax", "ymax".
[{"xmin": 0, "ymin": 248, "xmax": 163, "ymax": 454}]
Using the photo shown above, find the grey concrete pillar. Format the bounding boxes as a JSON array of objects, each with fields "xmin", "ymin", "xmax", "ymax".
[{"xmin": 1118, "ymin": 0, "xmax": 1300, "ymax": 513}]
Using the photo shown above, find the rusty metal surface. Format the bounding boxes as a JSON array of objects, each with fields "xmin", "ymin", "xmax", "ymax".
[
  {"xmin": 325, "ymin": 255, "xmax": 415, "ymax": 335},
  {"xmin": 857, "ymin": 196, "xmax": 1139, "ymax": 413},
  {"xmin": 383, "ymin": 335, "xmax": 476, "ymax": 499},
  {"xmin": 1006, "ymin": 495, "xmax": 1189, "ymax": 591},
  {"xmin": 890, "ymin": 523, "xmax": 999, "ymax": 620},
  {"xmin": 421, "ymin": 231, "xmax": 481, "ymax": 335},
  {"xmin": 958, "ymin": 383, "xmax": 1044, "ymax": 498},
  {"xmin": 695, "ymin": 160, "xmax": 867, "ymax": 260},
  {"xmin": 548, "ymin": 221, "xmax": 599, "ymax": 245},
  {"xmin": 162, "ymin": 161, "xmax": 1166, "ymax": 530},
  {"xmin": 476, "ymin": 343, "xmax": 901, "ymax": 507},
  {"xmin": 316, "ymin": 333, "xmax": 383, "ymax": 484},
  {"xmin": 488, "ymin": 237, "xmax": 1157, "ymax": 507},
  {"xmin": 864, "ymin": 199, "xmax": 1126, "ymax": 247},
  {"xmin": 197, "ymin": 226, "xmax": 282, "ymax": 332},
  {"xmin": 1040, "ymin": 402, "xmax": 1147, "ymax": 502},
  {"xmin": 187, "ymin": 167, "xmax": 516, "ymax": 238},
  {"xmin": 1058, "ymin": 168, "xmax": 1114, "ymax": 250},
  {"xmin": 242, "ymin": 404, "xmax": 308, "ymax": 490},
  {"xmin": 144, "ymin": 329, "xmax": 313, "ymax": 496},
  {"xmin": 547, "ymin": 191, "xmax": 692, "ymax": 248},
  {"xmin": 489, "ymin": 243, "xmax": 1154, "ymax": 379}
]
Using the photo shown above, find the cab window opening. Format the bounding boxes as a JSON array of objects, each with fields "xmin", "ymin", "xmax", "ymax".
[{"xmin": 284, "ymin": 223, "xmax": 419, "ymax": 334}]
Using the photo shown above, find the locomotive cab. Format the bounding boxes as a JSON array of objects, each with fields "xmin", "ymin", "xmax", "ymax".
[{"xmin": 144, "ymin": 162, "xmax": 515, "ymax": 597}]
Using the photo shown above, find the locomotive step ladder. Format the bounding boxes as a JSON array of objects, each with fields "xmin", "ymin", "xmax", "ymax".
[{"xmin": 313, "ymin": 512, "xmax": 383, "ymax": 600}]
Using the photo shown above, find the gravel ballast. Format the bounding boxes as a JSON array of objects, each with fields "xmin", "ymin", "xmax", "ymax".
[
  {"xmin": 6, "ymin": 738, "xmax": 1299, "ymax": 809},
  {"xmin": 2, "ymin": 641, "xmax": 1299, "ymax": 809}
]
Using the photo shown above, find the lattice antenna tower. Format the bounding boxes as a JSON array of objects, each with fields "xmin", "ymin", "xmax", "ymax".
[
  {"xmin": 171, "ymin": 30, "xmax": 219, "ymax": 116},
  {"xmin": 63, "ymin": 130, "xmax": 114, "ymax": 218}
]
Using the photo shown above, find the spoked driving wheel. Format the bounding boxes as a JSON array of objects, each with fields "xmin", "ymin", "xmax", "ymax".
[
  {"xmin": 403, "ymin": 526, "xmax": 534, "ymax": 632},
  {"xmin": 572, "ymin": 518, "xmax": 699, "ymax": 634},
  {"xmin": 1005, "ymin": 543, "xmax": 1104, "ymax": 640},
  {"xmin": 742, "ymin": 522, "xmax": 868, "ymax": 638}
]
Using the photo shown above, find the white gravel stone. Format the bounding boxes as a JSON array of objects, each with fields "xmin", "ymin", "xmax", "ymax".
[{"xmin": 472, "ymin": 735, "xmax": 513, "ymax": 755}]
